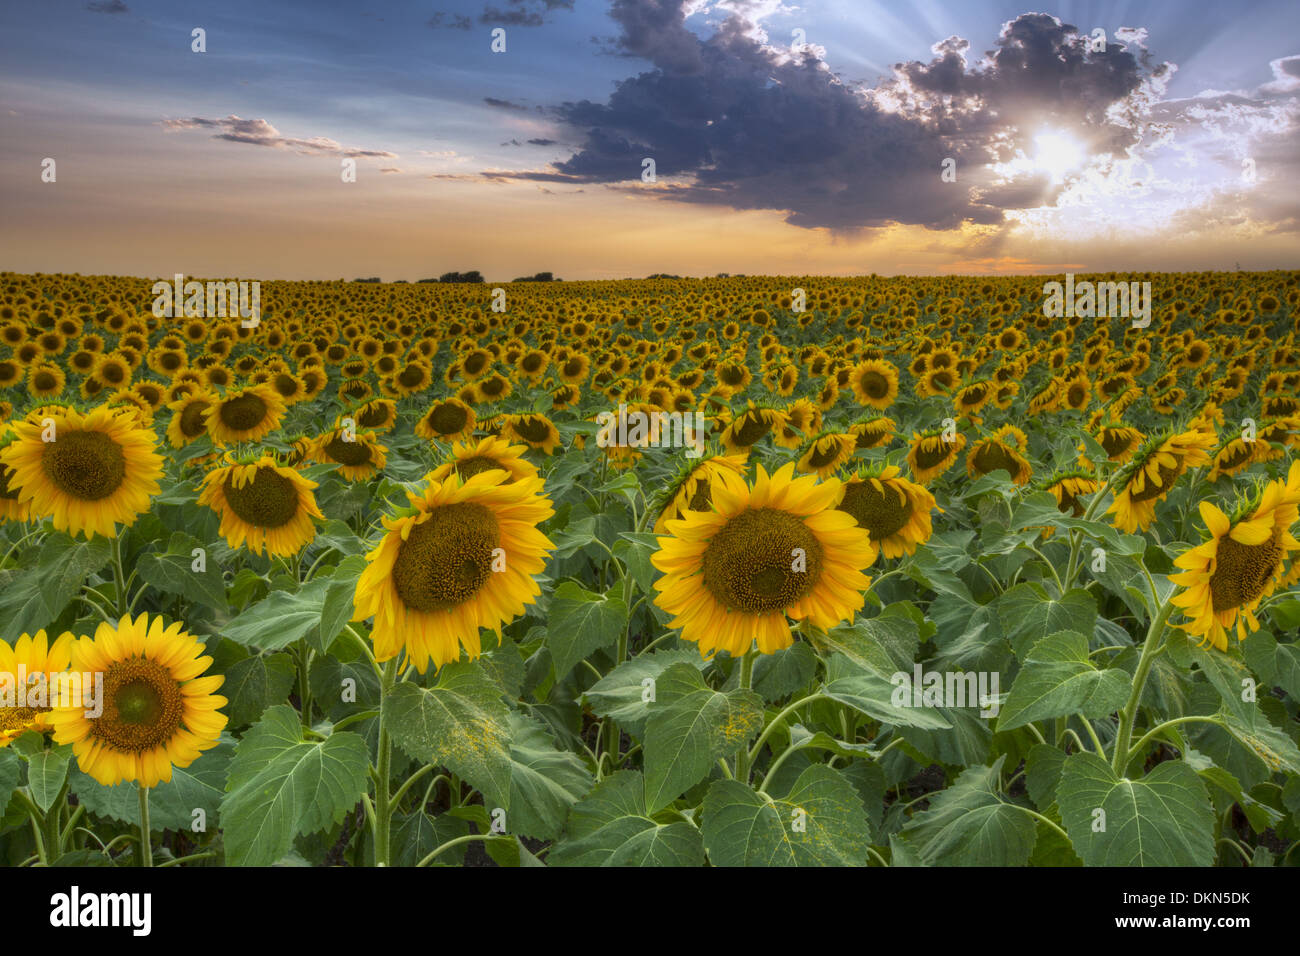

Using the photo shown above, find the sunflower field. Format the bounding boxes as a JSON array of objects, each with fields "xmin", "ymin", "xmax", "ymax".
[{"xmin": 1, "ymin": 269, "xmax": 1298, "ymax": 869}]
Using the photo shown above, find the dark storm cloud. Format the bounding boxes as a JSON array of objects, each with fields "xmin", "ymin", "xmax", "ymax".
[
  {"xmin": 480, "ymin": 0, "xmax": 574, "ymax": 27},
  {"xmin": 483, "ymin": 97, "xmax": 529, "ymax": 110},
  {"xmin": 427, "ymin": 12, "xmax": 472, "ymax": 30},
  {"xmin": 490, "ymin": 3, "xmax": 1175, "ymax": 231}
]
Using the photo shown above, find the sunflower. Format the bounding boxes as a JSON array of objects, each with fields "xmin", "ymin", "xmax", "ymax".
[
  {"xmin": 836, "ymin": 465, "xmax": 936, "ymax": 559},
  {"xmin": 0, "ymin": 405, "xmax": 163, "ymax": 539},
  {"xmin": 26, "ymin": 363, "xmax": 65, "ymax": 399},
  {"xmin": 1170, "ymin": 461, "xmax": 1300, "ymax": 651},
  {"xmin": 0, "ymin": 630, "xmax": 74, "ymax": 746},
  {"xmin": 502, "ymin": 412, "xmax": 561, "ymax": 454},
  {"xmin": 427, "ymin": 434, "xmax": 539, "ymax": 485},
  {"xmin": 967, "ymin": 425, "xmax": 1033, "ymax": 485},
  {"xmin": 907, "ymin": 429, "xmax": 967, "ymax": 485},
  {"xmin": 313, "ymin": 427, "xmax": 387, "ymax": 481},
  {"xmin": 1092, "ymin": 424, "xmax": 1145, "ymax": 464},
  {"xmin": 653, "ymin": 453, "xmax": 749, "ymax": 534},
  {"xmin": 1208, "ymin": 437, "xmax": 1258, "ymax": 482},
  {"xmin": 850, "ymin": 415, "xmax": 896, "ymax": 450},
  {"xmin": 198, "ymin": 454, "xmax": 323, "ymax": 557},
  {"xmin": 205, "ymin": 383, "xmax": 286, "ymax": 445},
  {"xmin": 1108, "ymin": 429, "xmax": 1216, "ymax": 533},
  {"xmin": 1040, "ymin": 471, "xmax": 1101, "ymax": 538},
  {"xmin": 796, "ymin": 432, "xmax": 858, "ymax": 479},
  {"xmin": 48, "ymin": 614, "xmax": 228, "ymax": 788},
  {"xmin": 164, "ymin": 389, "xmax": 217, "ymax": 449},
  {"xmin": 416, "ymin": 398, "xmax": 477, "ymax": 443},
  {"xmin": 848, "ymin": 360, "xmax": 899, "ymax": 409},
  {"xmin": 0, "ymin": 425, "xmax": 32, "ymax": 523},
  {"xmin": 652, "ymin": 463, "xmax": 874, "ymax": 657},
  {"xmin": 346, "ymin": 399, "xmax": 398, "ymax": 434},
  {"xmin": 719, "ymin": 404, "xmax": 785, "ymax": 455},
  {"xmin": 352, "ymin": 469, "xmax": 554, "ymax": 673}
]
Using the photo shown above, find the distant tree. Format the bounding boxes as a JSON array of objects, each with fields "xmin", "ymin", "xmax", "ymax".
[
  {"xmin": 417, "ymin": 277, "xmax": 439, "ymax": 283},
  {"xmin": 353, "ymin": 277, "xmax": 381, "ymax": 283},
  {"xmin": 647, "ymin": 273, "xmax": 681, "ymax": 279},
  {"xmin": 439, "ymin": 270, "xmax": 485, "ymax": 283},
  {"xmin": 511, "ymin": 271, "xmax": 556, "ymax": 282}
]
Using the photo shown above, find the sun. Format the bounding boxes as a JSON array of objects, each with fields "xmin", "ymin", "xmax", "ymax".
[{"xmin": 1032, "ymin": 129, "xmax": 1084, "ymax": 184}]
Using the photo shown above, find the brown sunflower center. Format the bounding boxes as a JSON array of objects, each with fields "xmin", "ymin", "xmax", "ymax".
[
  {"xmin": 912, "ymin": 439, "xmax": 953, "ymax": 470},
  {"xmin": 323, "ymin": 436, "xmax": 372, "ymax": 467},
  {"xmin": 702, "ymin": 508, "xmax": 823, "ymax": 613},
  {"xmin": 179, "ymin": 400, "xmax": 210, "ymax": 437},
  {"xmin": 839, "ymin": 480, "xmax": 913, "ymax": 541},
  {"xmin": 720, "ymin": 365, "xmax": 746, "ymax": 386},
  {"xmin": 398, "ymin": 365, "xmax": 425, "ymax": 388},
  {"xmin": 33, "ymin": 371, "xmax": 58, "ymax": 391},
  {"xmin": 733, "ymin": 412, "xmax": 773, "ymax": 446},
  {"xmin": 454, "ymin": 456, "xmax": 507, "ymax": 481},
  {"xmin": 218, "ymin": 393, "xmax": 269, "ymax": 432},
  {"xmin": 522, "ymin": 354, "xmax": 543, "ymax": 372},
  {"xmin": 427, "ymin": 403, "xmax": 468, "ymax": 434},
  {"xmin": 358, "ymin": 405, "xmax": 389, "ymax": 428},
  {"xmin": 221, "ymin": 468, "xmax": 300, "ymax": 528},
  {"xmin": 1209, "ymin": 531, "xmax": 1282, "ymax": 613},
  {"xmin": 512, "ymin": 416, "xmax": 551, "ymax": 443},
  {"xmin": 391, "ymin": 503, "xmax": 500, "ymax": 612},
  {"xmin": 43, "ymin": 429, "xmax": 126, "ymax": 501},
  {"xmin": 859, "ymin": 371, "xmax": 889, "ymax": 399},
  {"xmin": 972, "ymin": 441, "xmax": 1020, "ymax": 477},
  {"xmin": 1128, "ymin": 458, "xmax": 1183, "ymax": 503},
  {"xmin": 464, "ymin": 353, "xmax": 488, "ymax": 376},
  {"xmin": 807, "ymin": 441, "xmax": 844, "ymax": 469},
  {"xmin": 91, "ymin": 658, "xmax": 185, "ymax": 753}
]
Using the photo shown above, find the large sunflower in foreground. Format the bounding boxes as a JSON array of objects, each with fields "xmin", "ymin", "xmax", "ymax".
[
  {"xmin": 0, "ymin": 405, "xmax": 163, "ymax": 539},
  {"xmin": 427, "ymin": 434, "xmax": 539, "ymax": 485},
  {"xmin": 48, "ymin": 614, "xmax": 228, "ymax": 787},
  {"xmin": 352, "ymin": 470, "xmax": 555, "ymax": 673},
  {"xmin": 0, "ymin": 425, "xmax": 31, "ymax": 523},
  {"xmin": 653, "ymin": 453, "xmax": 748, "ymax": 534},
  {"xmin": 1107, "ymin": 429, "xmax": 1215, "ymax": 533},
  {"xmin": 198, "ymin": 454, "xmax": 324, "ymax": 557},
  {"xmin": 205, "ymin": 383, "xmax": 286, "ymax": 445},
  {"xmin": 0, "ymin": 630, "xmax": 74, "ymax": 746},
  {"xmin": 652, "ymin": 463, "xmax": 874, "ymax": 658},
  {"xmin": 1170, "ymin": 461, "xmax": 1300, "ymax": 651}
]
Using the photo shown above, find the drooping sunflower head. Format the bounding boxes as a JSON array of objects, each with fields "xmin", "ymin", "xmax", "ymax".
[
  {"xmin": 346, "ymin": 399, "xmax": 398, "ymax": 434},
  {"xmin": 1208, "ymin": 436, "xmax": 1259, "ymax": 482},
  {"xmin": 719, "ymin": 403, "xmax": 786, "ymax": 455},
  {"xmin": 503, "ymin": 412, "xmax": 561, "ymax": 454},
  {"xmin": 164, "ymin": 388, "xmax": 218, "ymax": 449},
  {"xmin": 1108, "ymin": 428, "xmax": 1216, "ymax": 533},
  {"xmin": 205, "ymin": 383, "xmax": 286, "ymax": 445},
  {"xmin": 849, "ymin": 415, "xmax": 897, "ymax": 451},
  {"xmin": 0, "ymin": 630, "xmax": 74, "ymax": 746},
  {"xmin": 773, "ymin": 397, "xmax": 822, "ymax": 449},
  {"xmin": 652, "ymin": 463, "xmax": 874, "ymax": 658},
  {"xmin": 352, "ymin": 469, "xmax": 555, "ymax": 673},
  {"xmin": 427, "ymin": 434, "xmax": 540, "ymax": 485},
  {"xmin": 967, "ymin": 425, "xmax": 1033, "ymax": 485},
  {"xmin": 796, "ymin": 432, "xmax": 858, "ymax": 479},
  {"xmin": 835, "ymin": 463, "xmax": 937, "ymax": 560},
  {"xmin": 906, "ymin": 428, "xmax": 967, "ymax": 485},
  {"xmin": 1170, "ymin": 461, "xmax": 1300, "ymax": 651},
  {"xmin": 48, "ymin": 614, "xmax": 227, "ymax": 787},
  {"xmin": 652, "ymin": 452, "xmax": 749, "ymax": 535},
  {"xmin": 198, "ymin": 453, "xmax": 324, "ymax": 557},
  {"xmin": 0, "ymin": 405, "xmax": 163, "ymax": 539}
]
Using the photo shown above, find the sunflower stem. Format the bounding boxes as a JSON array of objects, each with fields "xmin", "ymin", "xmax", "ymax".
[
  {"xmin": 137, "ymin": 784, "xmax": 152, "ymax": 868},
  {"xmin": 373, "ymin": 656, "xmax": 400, "ymax": 867},
  {"xmin": 111, "ymin": 533, "xmax": 129, "ymax": 617},
  {"xmin": 734, "ymin": 647, "xmax": 756, "ymax": 783},
  {"xmin": 1112, "ymin": 598, "xmax": 1174, "ymax": 776}
]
